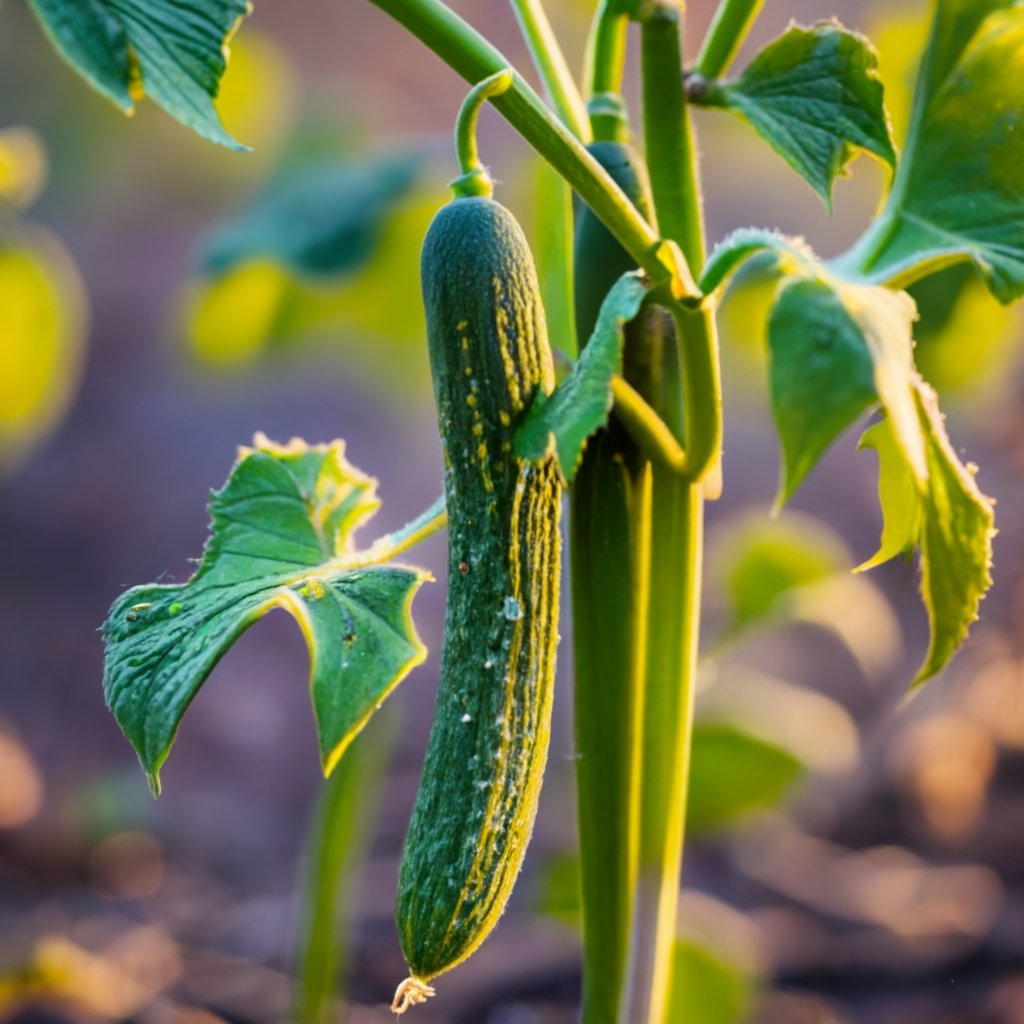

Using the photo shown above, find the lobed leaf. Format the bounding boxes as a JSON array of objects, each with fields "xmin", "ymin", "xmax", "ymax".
[
  {"xmin": 851, "ymin": 1, "xmax": 1024, "ymax": 302},
  {"xmin": 515, "ymin": 271, "xmax": 650, "ymax": 480},
  {"xmin": 102, "ymin": 434, "xmax": 431, "ymax": 792},
  {"xmin": 26, "ymin": 0, "xmax": 251, "ymax": 149},
  {"xmin": 717, "ymin": 21, "xmax": 895, "ymax": 209}
]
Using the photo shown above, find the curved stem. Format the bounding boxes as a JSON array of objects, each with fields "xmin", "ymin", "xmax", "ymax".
[
  {"xmin": 509, "ymin": 0, "xmax": 590, "ymax": 141},
  {"xmin": 452, "ymin": 69, "xmax": 514, "ymax": 197},
  {"xmin": 611, "ymin": 375, "xmax": 687, "ymax": 474},
  {"xmin": 694, "ymin": 0, "xmax": 765, "ymax": 79},
  {"xmin": 367, "ymin": 0, "xmax": 697, "ymax": 298}
]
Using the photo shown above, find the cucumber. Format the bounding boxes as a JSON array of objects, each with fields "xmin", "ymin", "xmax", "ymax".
[{"xmin": 393, "ymin": 194, "xmax": 561, "ymax": 1008}]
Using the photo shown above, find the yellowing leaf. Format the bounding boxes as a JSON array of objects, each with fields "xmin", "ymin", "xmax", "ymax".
[{"xmin": 102, "ymin": 435, "xmax": 436, "ymax": 791}]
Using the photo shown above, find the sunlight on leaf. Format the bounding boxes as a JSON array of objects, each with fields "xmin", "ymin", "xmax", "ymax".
[
  {"xmin": 102, "ymin": 435, "xmax": 432, "ymax": 792},
  {"xmin": 852, "ymin": 2, "xmax": 1024, "ymax": 301}
]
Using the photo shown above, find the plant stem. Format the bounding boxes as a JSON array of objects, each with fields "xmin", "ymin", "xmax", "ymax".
[
  {"xmin": 509, "ymin": 0, "xmax": 591, "ymax": 141},
  {"xmin": 293, "ymin": 713, "xmax": 394, "ymax": 1023},
  {"xmin": 611, "ymin": 375, "xmax": 687, "ymax": 474},
  {"xmin": 366, "ymin": 0, "xmax": 697, "ymax": 297},
  {"xmin": 628, "ymin": 7, "xmax": 718, "ymax": 1023},
  {"xmin": 694, "ymin": 0, "xmax": 765, "ymax": 79},
  {"xmin": 584, "ymin": 2, "xmax": 630, "ymax": 141},
  {"xmin": 452, "ymin": 70, "xmax": 515, "ymax": 198},
  {"xmin": 640, "ymin": 4, "xmax": 720, "ymax": 480}
]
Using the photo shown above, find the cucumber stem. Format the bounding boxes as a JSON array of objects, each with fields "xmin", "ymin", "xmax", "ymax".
[
  {"xmin": 694, "ymin": 0, "xmax": 765, "ymax": 79},
  {"xmin": 509, "ymin": 0, "xmax": 591, "ymax": 140},
  {"xmin": 366, "ymin": 0, "xmax": 698, "ymax": 298},
  {"xmin": 611, "ymin": 375, "xmax": 687, "ymax": 474},
  {"xmin": 452, "ymin": 69, "xmax": 514, "ymax": 198}
]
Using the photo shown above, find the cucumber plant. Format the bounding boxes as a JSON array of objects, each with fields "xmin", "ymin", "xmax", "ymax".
[{"xmin": 12, "ymin": 0, "xmax": 1023, "ymax": 1019}]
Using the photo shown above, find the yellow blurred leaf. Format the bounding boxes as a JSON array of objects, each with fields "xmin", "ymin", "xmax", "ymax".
[
  {"xmin": 186, "ymin": 259, "xmax": 289, "ymax": 368},
  {"xmin": 0, "ymin": 128, "xmax": 48, "ymax": 211},
  {"xmin": 0, "ymin": 228, "xmax": 86, "ymax": 474}
]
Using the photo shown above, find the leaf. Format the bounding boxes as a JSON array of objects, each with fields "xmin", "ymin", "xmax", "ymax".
[
  {"xmin": 0, "ymin": 128, "xmax": 48, "ymax": 212},
  {"xmin": 687, "ymin": 724, "xmax": 804, "ymax": 834},
  {"xmin": 26, "ymin": 0, "xmax": 251, "ymax": 149},
  {"xmin": 767, "ymin": 272, "xmax": 925, "ymax": 503},
  {"xmin": 914, "ymin": 384, "xmax": 995, "ymax": 683},
  {"xmin": 102, "ymin": 435, "xmax": 432, "ymax": 792},
  {"xmin": 852, "ymin": 2, "xmax": 1024, "ymax": 302},
  {"xmin": 698, "ymin": 227, "xmax": 817, "ymax": 296},
  {"xmin": 515, "ymin": 271, "xmax": 650, "ymax": 479},
  {"xmin": 199, "ymin": 151, "xmax": 426, "ymax": 278},
  {"xmin": 717, "ymin": 21, "xmax": 895, "ymax": 209},
  {"xmin": 857, "ymin": 388, "xmax": 995, "ymax": 685},
  {"xmin": 0, "ymin": 227, "xmax": 87, "ymax": 475},
  {"xmin": 666, "ymin": 940, "xmax": 756, "ymax": 1024},
  {"xmin": 712, "ymin": 512, "xmax": 847, "ymax": 635},
  {"xmin": 856, "ymin": 417, "xmax": 922, "ymax": 571},
  {"xmin": 768, "ymin": 279, "xmax": 877, "ymax": 504}
]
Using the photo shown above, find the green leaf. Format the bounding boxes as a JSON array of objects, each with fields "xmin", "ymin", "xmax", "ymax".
[
  {"xmin": 858, "ymin": 388, "xmax": 995, "ymax": 685},
  {"xmin": 687, "ymin": 724, "xmax": 804, "ymax": 834},
  {"xmin": 713, "ymin": 512, "xmax": 846, "ymax": 634},
  {"xmin": 768, "ymin": 279, "xmax": 877, "ymax": 504},
  {"xmin": 26, "ymin": 0, "xmax": 251, "ymax": 150},
  {"xmin": 718, "ymin": 21, "xmax": 895, "ymax": 209},
  {"xmin": 856, "ymin": 417, "xmax": 922, "ymax": 571},
  {"xmin": 515, "ymin": 271, "xmax": 650, "ymax": 479},
  {"xmin": 698, "ymin": 227, "xmax": 817, "ymax": 296},
  {"xmin": 767, "ymin": 273, "xmax": 925, "ymax": 503},
  {"xmin": 914, "ymin": 384, "xmax": 995, "ymax": 683},
  {"xmin": 852, "ymin": 2, "xmax": 1024, "ymax": 302},
  {"xmin": 666, "ymin": 940, "xmax": 756, "ymax": 1024},
  {"xmin": 102, "ymin": 434, "xmax": 431, "ymax": 792},
  {"xmin": 200, "ymin": 152, "xmax": 426, "ymax": 278}
]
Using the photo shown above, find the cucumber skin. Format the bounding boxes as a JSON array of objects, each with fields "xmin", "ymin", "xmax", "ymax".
[{"xmin": 397, "ymin": 196, "xmax": 561, "ymax": 981}]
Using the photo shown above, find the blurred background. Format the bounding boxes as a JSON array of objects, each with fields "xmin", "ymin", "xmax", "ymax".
[{"xmin": 3, "ymin": 0, "xmax": 1024, "ymax": 1021}]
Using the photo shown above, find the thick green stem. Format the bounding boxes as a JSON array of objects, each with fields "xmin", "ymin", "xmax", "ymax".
[
  {"xmin": 584, "ymin": 0, "xmax": 631, "ymax": 143},
  {"xmin": 509, "ymin": 0, "xmax": 591, "ymax": 140},
  {"xmin": 628, "ymin": 7, "xmax": 720, "ymax": 1024},
  {"xmin": 640, "ymin": 5, "xmax": 720, "ymax": 480},
  {"xmin": 694, "ymin": 0, "xmax": 765, "ymax": 79},
  {"xmin": 367, "ymin": 0, "xmax": 697, "ymax": 297}
]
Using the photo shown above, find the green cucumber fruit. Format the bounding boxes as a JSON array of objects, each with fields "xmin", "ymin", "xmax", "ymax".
[{"xmin": 394, "ymin": 195, "xmax": 561, "ymax": 1003}]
